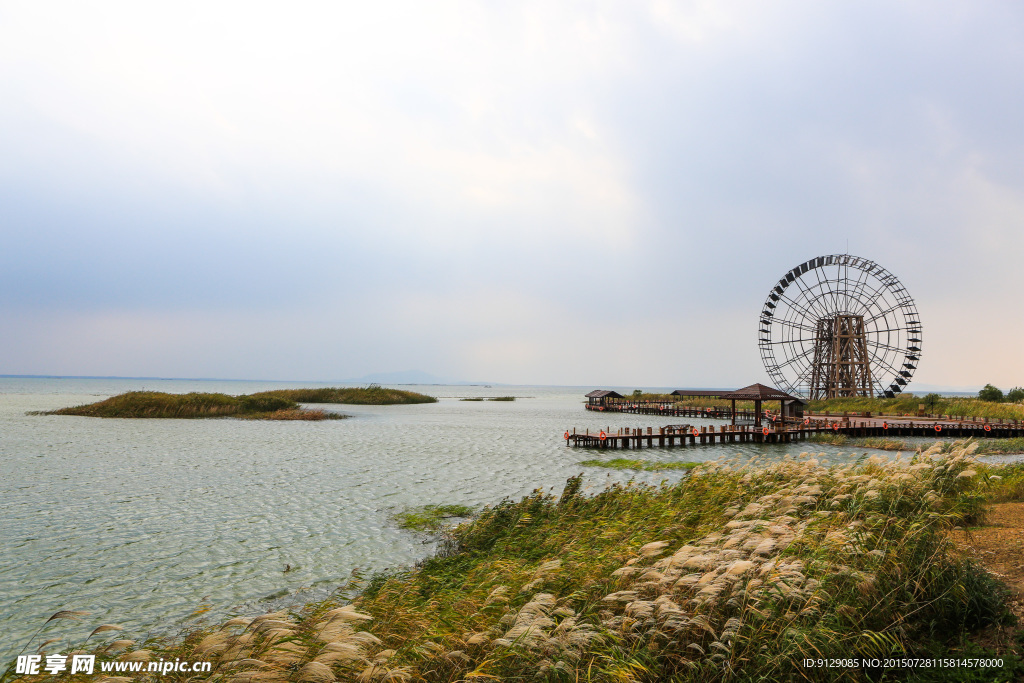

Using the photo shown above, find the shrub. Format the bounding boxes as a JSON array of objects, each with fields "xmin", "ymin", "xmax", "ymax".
[
  {"xmin": 979, "ymin": 384, "xmax": 1005, "ymax": 402},
  {"xmin": 1007, "ymin": 387, "xmax": 1024, "ymax": 403}
]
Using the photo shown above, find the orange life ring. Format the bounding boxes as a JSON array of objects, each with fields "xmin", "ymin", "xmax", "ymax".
[
  {"xmin": 984, "ymin": 424, "xmax": 991, "ymax": 432},
  {"xmin": 599, "ymin": 431, "xmax": 607, "ymax": 441},
  {"xmin": 692, "ymin": 428, "xmax": 699, "ymax": 437},
  {"xmin": 832, "ymin": 423, "xmax": 839, "ymax": 431},
  {"xmin": 564, "ymin": 431, "xmax": 570, "ymax": 440},
  {"xmin": 934, "ymin": 425, "xmax": 942, "ymax": 433},
  {"xmin": 803, "ymin": 417, "xmax": 810, "ymax": 426},
  {"xmin": 883, "ymin": 422, "xmax": 888, "ymax": 429},
  {"xmin": 762, "ymin": 426, "xmax": 770, "ymax": 436}
]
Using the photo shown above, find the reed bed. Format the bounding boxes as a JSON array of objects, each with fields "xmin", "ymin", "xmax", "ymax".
[
  {"xmin": 252, "ymin": 386, "xmax": 436, "ymax": 405},
  {"xmin": 237, "ymin": 409, "xmax": 344, "ymax": 421},
  {"xmin": 39, "ymin": 392, "xmax": 337, "ymax": 421},
  {"xmin": 16, "ymin": 442, "xmax": 1024, "ymax": 682}
]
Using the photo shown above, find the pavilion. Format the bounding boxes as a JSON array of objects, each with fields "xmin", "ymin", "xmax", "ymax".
[{"xmin": 719, "ymin": 383, "xmax": 804, "ymax": 428}]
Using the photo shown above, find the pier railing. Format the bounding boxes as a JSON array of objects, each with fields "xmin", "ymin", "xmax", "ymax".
[{"xmin": 565, "ymin": 417, "xmax": 1024, "ymax": 449}]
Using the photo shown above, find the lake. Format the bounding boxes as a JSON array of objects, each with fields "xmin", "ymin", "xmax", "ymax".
[{"xmin": 0, "ymin": 377, "xmax": 923, "ymax": 659}]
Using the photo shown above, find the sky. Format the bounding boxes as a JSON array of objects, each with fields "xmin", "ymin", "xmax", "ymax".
[{"xmin": 1, "ymin": 1, "xmax": 1022, "ymax": 391}]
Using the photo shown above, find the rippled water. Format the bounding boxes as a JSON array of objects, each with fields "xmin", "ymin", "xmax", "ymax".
[{"xmin": 0, "ymin": 377, "xmax": 923, "ymax": 658}]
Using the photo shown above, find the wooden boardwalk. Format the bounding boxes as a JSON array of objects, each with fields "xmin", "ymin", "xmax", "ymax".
[
  {"xmin": 566, "ymin": 417, "xmax": 1024, "ymax": 449},
  {"xmin": 585, "ymin": 403, "xmax": 758, "ymax": 420}
]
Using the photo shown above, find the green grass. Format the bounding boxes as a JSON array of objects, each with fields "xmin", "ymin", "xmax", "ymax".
[
  {"xmin": 975, "ymin": 437, "xmax": 1024, "ymax": 454},
  {"xmin": 808, "ymin": 432, "xmax": 848, "ymax": 446},
  {"xmin": 856, "ymin": 437, "xmax": 910, "ymax": 450},
  {"xmin": 32, "ymin": 442, "xmax": 1024, "ymax": 683},
  {"xmin": 807, "ymin": 396, "xmax": 1024, "ymax": 421},
  {"xmin": 252, "ymin": 385, "xmax": 437, "ymax": 405},
  {"xmin": 579, "ymin": 458, "xmax": 700, "ymax": 471},
  {"xmin": 807, "ymin": 434, "xmax": 911, "ymax": 451},
  {"xmin": 40, "ymin": 391, "xmax": 347, "ymax": 420},
  {"xmin": 392, "ymin": 504, "xmax": 476, "ymax": 532}
]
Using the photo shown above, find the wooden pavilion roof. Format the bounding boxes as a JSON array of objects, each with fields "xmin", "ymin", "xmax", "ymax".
[
  {"xmin": 585, "ymin": 390, "xmax": 624, "ymax": 399},
  {"xmin": 719, "ymin": 383, "xmax": 800, "ymax": 401}
]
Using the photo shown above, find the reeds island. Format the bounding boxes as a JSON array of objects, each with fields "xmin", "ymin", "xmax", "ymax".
[
  {"xmin": 9, "ymin": 442, "xmax": 1024, "ymax": 682},
  {"xmin": 38, "ymin": 386, "xmax": 436, "ymax": 420}
]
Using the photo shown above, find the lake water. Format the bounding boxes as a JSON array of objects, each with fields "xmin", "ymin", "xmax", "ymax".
[{"xmin": 0, "ymin": 377, "xmax": 965, "ymax": 659}]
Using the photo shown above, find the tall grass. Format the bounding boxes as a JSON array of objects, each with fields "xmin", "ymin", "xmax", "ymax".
[{"xmin": 18, "ymin": 443, "xmax": 1022, "ymax": 682}]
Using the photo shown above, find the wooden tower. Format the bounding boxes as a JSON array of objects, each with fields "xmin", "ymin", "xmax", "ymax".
[{"xmin": 809, "ymin": 315, "xmax": 874, "ymax": 399}]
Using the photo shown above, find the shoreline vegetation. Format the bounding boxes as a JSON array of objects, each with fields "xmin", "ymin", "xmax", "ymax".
[
  {"xmin": 35, "ymin": 386, "xmax": 437, "ymax": 421},
  {"xmin": 18, "ymin": 441, "xmax": 1024, "ymax": 682}
]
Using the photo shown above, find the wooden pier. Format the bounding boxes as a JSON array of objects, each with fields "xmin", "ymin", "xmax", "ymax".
[{"xmin": 565, "ymin": 417, "xmax": 1024, "ymax": 449}]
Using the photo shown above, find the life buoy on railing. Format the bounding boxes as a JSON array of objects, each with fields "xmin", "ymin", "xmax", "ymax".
[
  {"xmin": 762, "ymin": 426, "xmax": 770, "ymax": 436},
  {"xmin": 564, "ymin": 431, "xmax": 570, "ymax": 440},
  {"xmin": 934, "ymin": 425, "xmax": 942, "ymax": 433},
  {"xmin": 692, "ymin": 427, "xmax": 699, "ymax": 437},
  {"xmin": 803, "ymin": 417, "xmax": 810, "ymax": 426},
  {"xmin": 599, "ymin": 431, "xmax": 607, "ymax": 441},
  {"xmin": 984, "ymin": 424, "xmax": 991, "ymax": 432},
  {"xmin": 883, "ymin": 422, "xmax": 888, "ymax": 430},
  {"xmin": 832, "ymin": 423, "xmax": 840, "ymax": 431}
]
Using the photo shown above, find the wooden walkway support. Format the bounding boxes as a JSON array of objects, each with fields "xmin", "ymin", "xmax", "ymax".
[{"xmin": 565, "ymin": 418, "xmax": 1024, "ymax": 449}]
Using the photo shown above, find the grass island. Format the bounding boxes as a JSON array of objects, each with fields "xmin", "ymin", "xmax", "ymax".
[{"xmin": 39, "ymin": 385, "xmax": 437, "ymax": 421}]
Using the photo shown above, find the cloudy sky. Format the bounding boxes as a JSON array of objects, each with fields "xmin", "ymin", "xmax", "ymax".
[{"xmin": 1, "ymin": 1, "xmax": 1022, "ymax": 390}]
